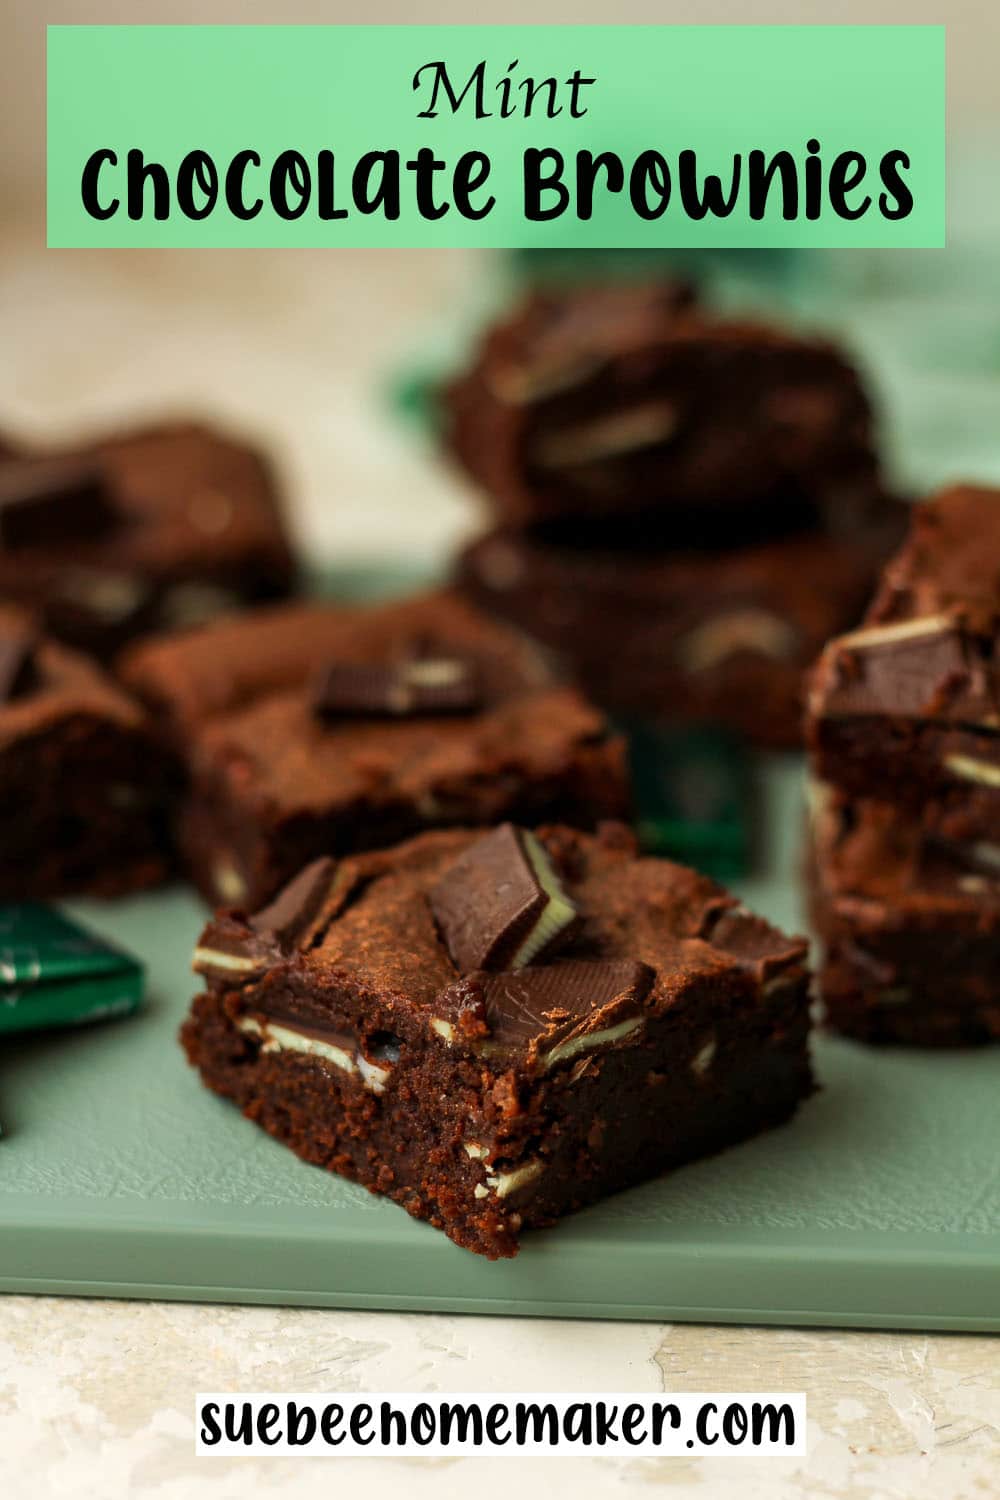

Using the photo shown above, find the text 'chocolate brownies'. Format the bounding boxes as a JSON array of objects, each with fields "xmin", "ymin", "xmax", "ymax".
[{"xmin": 183, "ymin": 823, "xmax": 813, "ymax": 1258}]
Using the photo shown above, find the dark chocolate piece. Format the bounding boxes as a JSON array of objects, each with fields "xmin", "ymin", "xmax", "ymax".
[
  {"xmin": 0, "ymin": 456, "xmax": 118, "ymax": 548},
  {"xmin": 248, "ymin": 856, "xmax": 338, "ymax": 947},
  {"xmin": 466, "ymin": 957, "xmax": 655, "ymax": 1067},
  {"xmin": 430, "ymin": 823, "xmax": 578, "ymax": 972},
  {"xmin": 182, "ymin": 824, "xmax": 813, "ymax": 1258},
  {"xmin": 314, "ymin": 656, "xmax": 481, "ymax": 719},
  {"xmin": 0, "ymin": 623, "xmax": 39, "ymax": 703}
]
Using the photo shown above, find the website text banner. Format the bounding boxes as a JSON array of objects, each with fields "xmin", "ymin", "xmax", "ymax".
[{"xmin": 47, "ymin": 25, "xmax": 945, "ymax": 249}]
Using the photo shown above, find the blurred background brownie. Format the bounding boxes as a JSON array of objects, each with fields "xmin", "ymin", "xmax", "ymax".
[
  {"xmin": 0, "ymin": 420, "xmax": 296, "ymax": 658},
  {"xmin": 176, "ymin": 589, "xmax": 629, "ymax": 906},
  {"xmin": 445, "ymin": 280, "xmax": 885, "ymax": 539},
  {"xmin": 446, "ymin": 280, "xmax": 905, "ymax": 748},
  {"xmin": 0, "ymin": 605, "xmax": 177, "ymax": 898},
  {"xmin": 459, "ymin": 514, "xmax": 906, "ymax": 750}
]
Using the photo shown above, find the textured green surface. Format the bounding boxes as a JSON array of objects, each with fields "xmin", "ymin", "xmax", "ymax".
[{"xmin": 0, "ymin": 762, "xmax": 997, "ymax": 1327}]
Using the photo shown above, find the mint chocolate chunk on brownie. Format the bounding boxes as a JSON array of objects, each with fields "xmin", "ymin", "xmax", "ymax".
[
  {"xmin": 182, "ymin": 823, "xmax": 812, "ymax": 1258},
  {"xmin": 807, "ymin": 485, "xmax": 1000, "ymax": 844}
]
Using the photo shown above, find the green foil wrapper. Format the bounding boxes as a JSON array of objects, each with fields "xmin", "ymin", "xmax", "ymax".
[
  {"xmin": 0, "ymin": 905, "xmax": 144, "ymax": 1035},
  {"xmin": 622, "ymin": 721, "xmax": 752, "ymax": 881}
]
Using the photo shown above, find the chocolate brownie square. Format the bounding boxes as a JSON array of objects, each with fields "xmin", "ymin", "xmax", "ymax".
[
  {"xmin": 0, "ymin": 607, "xmax": 176, "ymax": 897},
  {"xmin": 445, "ymin": 281, "xmax": 884, "ymax": 538},
  {"xmin": 807, "ymin": 485, "xmax": 1000, "ymax": 843},
  {"xmin": 0, "ymin": 421, "xmax": 295, "ymax": 657},
  {"xmin": 183, "ymin": 822, "xmax": 813, "ymax": 1257},
  {"xmin": 119, "ymin": 598, "xmax": 355, "ymax": 738},
  {"xmin": 458, "ymin": 513, "xmax": 906, "ymax": 749},
  {"xmin": 808, "ymin": 787, "xmax": 1000, "ymax": 1047},
  {"xmin": 178, "ymin": 591, "xmax": 630, "ymax": 906}
]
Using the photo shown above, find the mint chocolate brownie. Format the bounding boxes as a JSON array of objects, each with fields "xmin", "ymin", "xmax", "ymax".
[
  {"xmin": 177, "ymin": 591, "xmax": 629, "ymax": 907},
  {"xmin": 183, "ymin": 822, "xmax": 813, "ymax": 1257},
  {"xmin": 459, "ymin": 515, "xmax": 905, "ymax": 748},
  {"xmin": 808, "ymin": 788, "xmax": 1000, "ymax": 1047},
  {"xmin": 0, "ymin": 606, "xmax": 176, "ymax": 897},
  {"xmin": 807, "ymin": 485, "xmax": 1000, "ymax": 844},
  {"xmin": 445, "ymin": 281, "xmax": 884, "ymax": 538},
  {"xmin": 0, "ymin": 421, "xmax": 294, "ymax": 657}
]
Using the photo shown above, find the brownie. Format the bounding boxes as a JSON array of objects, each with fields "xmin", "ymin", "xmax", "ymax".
[
  {"xmin": 458, "ymin": 514, "xmax": 906, "ymax": 749},
  {"xmin": 118, "ymin": 598, "xmax": 356, "ymax": 738},
  {"xmin": 807, "ymin": 485, "xmax": 1000, "ymax": 842},
  {"xmin": 0, "ymin": 606, "xmax": 177, "ymax": 898},
  {"xmin": 808, "ymin": 787, "xmax": 1000, "ymax": 1046},
  {"xmin": 177, "ymin": 590, "xmax": 630, "ymax": 907},
  {"xmin": 182, "ymin": 822, "xmax": 813, "ymax": 1257},
  {"xmin": 0, "ymin": 421, "xmax": 295, "ymax": 657},
  {"xmin": 445, "ymin": 281, "xmax": 883, "ymax": 538}
]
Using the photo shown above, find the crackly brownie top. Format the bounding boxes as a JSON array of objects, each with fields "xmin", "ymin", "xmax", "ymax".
[
  {"xmin": 0, "ymin": 421, "xmax": 288, "ymax": 580},
  {"xmin": 870, "ymin": 485, "xmax": 1000, "ymax": 631},
  {"xmin": 194, "ymin": 824, "xmax": 808, "ymax": 1071},
  {"xmin": 809, "ymin": 488, "xmax": 1000, "ymax": 729},
  {"xmin": 0, "ymin": 604, "xmax": 147, "ymax": 748},
  {"xmin": 811, "ymin": 786, "xmax": 1000, "ymax": 917},
  {"xmin": 186, "ymin": 590, "xmax": 608, "ymax": 814},
  {"xmin": 119, "ymin": 598, "xmax": 355, "ymax": 730}
]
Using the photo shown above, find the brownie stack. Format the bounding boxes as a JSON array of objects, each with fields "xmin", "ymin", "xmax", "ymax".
[
  {"xmin": 806, "ymin": 484, "xmax": 1000, "ymax": 1046},
  {"xmin": 447, "ymin": 280, "xmax": 906, "ymax": 749}
]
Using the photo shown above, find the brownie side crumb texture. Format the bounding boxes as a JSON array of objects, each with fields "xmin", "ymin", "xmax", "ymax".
[
  {"xmin": 182, "ymin": 824, "xmax": 813, "ymax": 1257},
  {"xmin": 808, "ymin": 787, "xmax": 1000, "ymax": 1046},
  {"xmin": 0, "ymin": 606, "xmax": 179, "ymax": 897}
]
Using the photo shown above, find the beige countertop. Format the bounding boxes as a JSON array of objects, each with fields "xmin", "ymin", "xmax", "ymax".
[{"xmin": 0, "ymin": 223, "xmax": 997, "ymax": 1500}]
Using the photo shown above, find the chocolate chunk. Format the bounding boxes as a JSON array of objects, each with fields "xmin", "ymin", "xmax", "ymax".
[
  {"xmin": 430, "ymin": 824, "xmax": 578, "ymax": 973},
  {"xmin": 248, "ymin": 855, "xmax": 338, "ymax": 948},
  {"xmin": 0, "ymin": 624, "xmax": 39, "ymax": 703},
  {"xmin": 462, "ymin": 958, "xmax": 655, "ymax": 1068},
  {"xmin": 313, "ymin": 656, "xmax": 481, "ymax": 719},
  {"xmin": 0, "ymin": 456, "xmax": 119, "ymax": 548}
]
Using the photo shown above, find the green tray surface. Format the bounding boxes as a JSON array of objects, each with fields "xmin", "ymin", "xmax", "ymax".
[{"xmin": 1, "ymin": 764, "xmax": 998, "ymax": 1329}]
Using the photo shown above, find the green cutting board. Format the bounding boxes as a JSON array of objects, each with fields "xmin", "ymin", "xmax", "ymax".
[{"xmin": 1, "ymin": 763, "xmax": 997, "ymax": 1329}]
